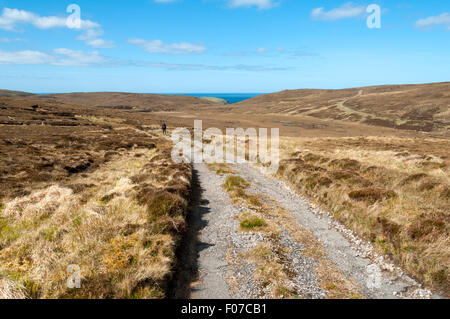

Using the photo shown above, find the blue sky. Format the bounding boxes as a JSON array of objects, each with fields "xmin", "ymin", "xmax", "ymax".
[{"xmin": 0, "ymin": 0, "xmax": 449, "ymax": 93}]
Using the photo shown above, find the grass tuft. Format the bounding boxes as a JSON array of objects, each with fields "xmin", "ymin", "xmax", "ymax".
[
  {"xmin": 348, "ymin": 188, "xmax": 397, "ymax": 203},
  {"xmin": 223, "ymin": 176, "xmax": 250, "ymax": 192},
  {"xmin": 240, "ymin": 215, "xmax": 266, "ymax": 230}
]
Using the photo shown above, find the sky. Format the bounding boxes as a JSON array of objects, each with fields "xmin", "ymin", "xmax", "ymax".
[{"xmin": 0, "ymin": 0, "xmax": 449, "ymax": 93}]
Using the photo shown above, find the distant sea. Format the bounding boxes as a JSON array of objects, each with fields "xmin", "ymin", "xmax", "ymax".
[
  {"xmin": 36, "ymin": 93, "xmax": 264, "ymax": 104},
  {"xmin": 169, "ymin": 93, "xmax": 263, "ymax": 104}
]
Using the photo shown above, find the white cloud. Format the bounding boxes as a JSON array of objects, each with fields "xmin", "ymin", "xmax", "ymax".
[
  {"xmin": 416, "ymin": 13, "xmax": 450, "ymax": 30},
  {"xmin": 0, "ymin": 7, "xmax": 98, "ymax": 31},
  {"xmin": 311, "ymin": 2, "xmax": 365, "ymax": 21},
  {"xmin": 226, "ymin": 47, "xmax": 317, "ymax": 57},
  {"xmin": 0, "ymin": 48, "xmax": 287, "ymax": 71},
  {"xmin": 226, "ymin": 47, "xmax": 274, "ymax": 56},
  {"xmin": 52, "ymin": 48, "xmax": 107, "ymax": 66},
  {"xmin": 227, "ymin": 0, "xmax": 278, "ymax": 10},
  {"xmin": 76, "ymin": 29, "xmax": 114, "ymax": 48},
  {"xmin": 135, "ymin": 61, "xmax": 286, "ymax": 71},
  {"xmin": 128, "ymin": 39, "xmax": 206, "ymax": 55},
  {"xmin": 154, "ymin": 0, "xmax": 278, "ymax": 9},
  {"xmin": 84, "ymin": 38, "xmax": 114, "ymax": 49},
  {"xmin": 0, "ymin": 48, "xmax": 107, "ymax": 66},
  {"xmin": 0, "ymin": 49, "xmax": 52, "ymax": 64},
  {"xmin": 76, "ymin": 29, "xmax": 104, "ymax": 40},
  {"xmin": 0, "ymin": 7, "xmax": 113, "ymax": 48}
]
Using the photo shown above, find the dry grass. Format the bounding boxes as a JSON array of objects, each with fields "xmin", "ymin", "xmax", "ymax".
[
  {"xmin": 222, "ymin": 175, "xmax": 267, "ymax": 212},
  {"xmin": 206, "ymin": 163, "xmax": 235, "ymax": 176},
  {"xmin": 0, "ymin": 277, "xmax": 29, "ymax": 299},
  {"xmin": 0, "ymin": 146, "xmax": 192, "ymax": 299},
  {"xmin": 246, "ymin": 243, "xmax": 295, "ymax": 298},
  {"xmin": 278, "ymin": 136, "xmax": 449, "ymax": 296}
]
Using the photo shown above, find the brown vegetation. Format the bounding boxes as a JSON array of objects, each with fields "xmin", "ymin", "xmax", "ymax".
[
  {"xmin": 0, "ymin": 96, "xmax": 192, "ymax": 299},
  {"xmin": 278, "ymin": 136, "xmax": 449, "ymax": 296},
  {"xmin": 232, "ymin": 82, "xmax": 450, "ymax": 135},
  {"xmin": 35, "ymin": 92, "xmax": 226, "ymax": 113}
]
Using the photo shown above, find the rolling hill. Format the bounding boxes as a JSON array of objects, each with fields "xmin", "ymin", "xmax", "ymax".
[
  {"xmin": 1, "ymin": 82, "xmax": 449, "ymax": 137},
  {"xmin": 35, "ymin": 92, "xmax": 226, "ymax": 112},
  {"xmin": 232, "ymin": 82, "xmax": 450, "ymax": 134},
  {"xmin": 0, "ymin": 89, "xmax": 36, "ymax": 98}
]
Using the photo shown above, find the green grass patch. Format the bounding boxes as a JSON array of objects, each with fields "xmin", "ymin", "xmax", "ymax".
[
  {"xmin": 240, "ymin": 216, "xmax": 266, "ymax": 230},
  {"xmin": 0, "ymin": 218, "xmax": 21, "ymax": 245}
]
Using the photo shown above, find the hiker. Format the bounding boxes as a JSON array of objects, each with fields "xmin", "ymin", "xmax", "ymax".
[{"xmin": 162, "ymin": 123, "xmax": 167, "ymax": 135}]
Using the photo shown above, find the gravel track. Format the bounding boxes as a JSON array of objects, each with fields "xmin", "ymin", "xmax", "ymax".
[{"xmin": 184, "ymin": 162, "xmax": 438, "ymax": 299}]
